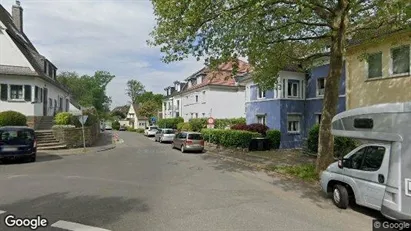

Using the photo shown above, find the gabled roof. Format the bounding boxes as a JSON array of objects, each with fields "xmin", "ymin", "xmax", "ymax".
[
  {"xmin": 0, "ymin": 4, "xmax": 69, "ymax": 93},
  {"xmin": 130, "ymin": 103, "xmax": 148, "ymax": 120}
]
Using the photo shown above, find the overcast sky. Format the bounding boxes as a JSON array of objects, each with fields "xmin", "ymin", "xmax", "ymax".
[{"xmin": 1, "ymin": 0, "xmax": 205, "ymax": 109}]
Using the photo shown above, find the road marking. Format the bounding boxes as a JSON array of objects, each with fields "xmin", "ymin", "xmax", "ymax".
[
  {"xmin": 51, "ymin": 220, "xmax": 111, "ymax": 231},
  {"xmin": 7, "ymin": 174, "xmax": 28, "ymax": 179},
  {"xmin": 0, "ymin": 210, "xmax": 6, "ymax": 214}
]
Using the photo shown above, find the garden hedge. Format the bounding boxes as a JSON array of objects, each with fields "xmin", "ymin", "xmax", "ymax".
[
  {"xmin": 157, "ymin": 117, "xmax": 184, "ymax": 129},
  {"xmin": 54, "ymin": 112, "xmax": 73, "ymax": 125},
  {"xmin": 177, "ymin": 122, "xmax": 192, "ymax": 131},
  {"xmin": 112, "ymin": 121, "xmax": 120, "ymax": 130},
  {"xmin": 266, "ymin": 130, "xmax": 281, "ymax": 149},
  {"xmin": 231, "ymin": 123, "xmax": 269, "ymax": 136},
  {"xmin": 307, "ymin": 124, "xmax": 359, "ymax": 157},
  {"xmin": 0, "ymin": 110, "xmax": 27, "ymax": 126},
  {"xmin": 185, "ymin": 117, "xmax": 247, "ymax": 130},
  {"xmin": 136, "ymin": 128, "xmax": 145, "ymax": 133},
  {"xmin": 201, "ymin": 128, "xmax": 261, "ymax": 148}
]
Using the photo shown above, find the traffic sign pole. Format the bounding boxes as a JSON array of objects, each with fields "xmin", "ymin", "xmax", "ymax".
[{"xmin": 77, "ymin": 115, "xmax": 89, "ymax": 152}]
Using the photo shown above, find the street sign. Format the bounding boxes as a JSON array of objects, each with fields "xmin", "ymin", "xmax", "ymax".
[
  {"xmin": 207, "ymin": 117, "xmax": 215, "ymax": 125},
  {"xmin": 151, "ymin": 117, "xmax": 156, "ymax": 123},
  {"xmin": 78, "ymin": 115, "xmax": 88, "ymax": 125}
]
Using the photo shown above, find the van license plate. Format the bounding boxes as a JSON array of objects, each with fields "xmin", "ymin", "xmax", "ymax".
[{"xmin": 2, "ymin": 147, "xmax": 17, "ymax": 152}]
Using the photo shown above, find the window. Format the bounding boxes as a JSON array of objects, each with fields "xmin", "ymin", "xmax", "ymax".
[
  {"xmin": 257, "ymin": 86, "xmax": 266, "ymax": 99},
  {"xmin": 48, "ymin": 98, "xmax": 52, "ymax": 108},
  {"xmin": 317, "ymin": 78, "xmax": 325, "ymax": 96},
  {"xmin": 287, "ymin": 115, "xmax": 300, "ymax": 133},
  {"xmin": 34, "ymin": 86, "xmax": 39, "ymax": 102},
  {"xmin": 195, "ymin": 113, "xmax": 198, "ymax": 118},
  {"xmin": 202, "ymin": 113, "xmax": 205, "ymax": 117},
  {"xmin": 59, "ymin": 97, "xmax": 63, "ymax": 111},
  {"xmin": 391, "ymin": 45, "xmax": 410, "ymax": 75},
  {"xmin": 175, "ymin": 112, "xmax": 180, "ymax": 117},
  {"xmin": 349, "ymin": 147, "xmax": 367, "ymax": 170},
  {"xmin": 10, "ymin": 85, "xmax": 23, "ymax": 100},
  {"xmin": 257, "ymin": 115, "xmax": 266, "ymax": 125},
  {"xmin": 287, "ymin": 81, "xmax": 299, "ymax": 98},
  {"xmin": 195, "ymin": 95, "xmax": 198, "ymax": 102},
  {"xmin": 176, "ymin": 100, "xmax": 180, "ymax": 107},
  {"xmin": 163, "ymin": 102, "xmax": 166, "ymax": 109},
  {"xmin": 367, "ymin": 52, "xmax": 383, "ymax": 78},
  {"xmin": 316, "ymin": 114, "xmax": 322, "ymax": 124},
  {"xmin": 361, "ymin": 146, "xmax": 385, "ymax": 171},
  {"xmin": 0, "ymin": 84, "xmax": 6, "ymax": 101},
  {"xmin": 40, "ymin": 88, "xmax": 43, "ymax": 103}
]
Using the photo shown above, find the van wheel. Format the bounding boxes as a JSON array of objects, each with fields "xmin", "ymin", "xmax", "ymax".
[
  {"xmin": 333, "ymin": 184, "xmax": 349, "ymax": 209},
  {"xmin": 181, "ymin": 145, "xmax": 185, "ymax": 153}
]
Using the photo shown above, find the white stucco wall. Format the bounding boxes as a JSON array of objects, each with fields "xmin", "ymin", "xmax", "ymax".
[
  {"xmin": 162, "ymin": 95, "xmax": 182, "ymax": 119},
  {"xmin": 0, "ymin": 23, "xmax": 34, "ymax": 69},
  {"xmin": 0, "ymin": 75, "xmax": 69, "ymax": 116},
  {"xmin": 181, "ymin": 86, "xmax": 245, "ymax": 122}
]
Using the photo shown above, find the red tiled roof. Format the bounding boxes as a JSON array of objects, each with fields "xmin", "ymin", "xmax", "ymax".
[{"xmin": 183, "ymin": 60, "xmax": 250, "ymax": 92}]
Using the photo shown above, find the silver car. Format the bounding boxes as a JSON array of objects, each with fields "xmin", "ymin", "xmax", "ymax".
[
  {"xmin": 171, "ymin": 132, "xmax": 204, "ymax": 153},
  {"xmin": 154, "ymin": 129, "xmax": 175, "ymax": 143}
]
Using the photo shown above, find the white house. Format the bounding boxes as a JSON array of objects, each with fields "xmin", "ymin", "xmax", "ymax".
[
  {"xmin": 0, "ymin": 1, "xmax": 71, "ymax": 127},
  {"xmin": 126, "ymin": 104, "xmax": 148, "ymax": 129},
  {"xmin": 162, "ymin": 60, "xmax": 250, "ymax": 122}
]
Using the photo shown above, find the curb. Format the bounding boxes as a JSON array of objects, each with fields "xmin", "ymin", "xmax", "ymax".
[{"xmin": 96, "ymin": 145, "xmax": 116, "ymax": 152}]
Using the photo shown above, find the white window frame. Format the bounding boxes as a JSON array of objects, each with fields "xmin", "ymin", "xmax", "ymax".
[
  {"xmin": 366, "ymin": 52, "xmax": 383, "ymax": 79},
  {"xmin": 316, "ymin": 78, "xmax": 325, "ymax": 96},
  {"xmin": 390, "ymin": 44, "xmax": 411, "ymax": 77},
  {"xmin": 257, "ymin": 86, "xmax": 266, "ymax": 99},
  {"xmin": 287, "ymin": 81, "xmax": 299, "ymax": 98},
  {"xmin": 287, "ymin": 114, "xmax": 301, "ymax": 133},
  {"xmin": 9, "ymin": 84, "xmax": 24, "ymax": 101},
  {"xmin": 195, "ymin": 95, "xmax": 198, "ymax": 103},
  {"xmin": 257, "ymin": 115, "xmax": 266, "ymax": 125}
]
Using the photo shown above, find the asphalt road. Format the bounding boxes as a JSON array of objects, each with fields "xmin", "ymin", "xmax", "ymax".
[{"xmin": 0, "ymin": 131, "xmax": 378, "ymax": 231}]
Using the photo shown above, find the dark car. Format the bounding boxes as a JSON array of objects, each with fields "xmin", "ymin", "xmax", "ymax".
[
  {"xmin": 0, "ymin": 126, "xmax": 37, "ymax": 163},
  {"xmin": 119, "ymin": 125, "xmax": 126, "ymax": 131}
]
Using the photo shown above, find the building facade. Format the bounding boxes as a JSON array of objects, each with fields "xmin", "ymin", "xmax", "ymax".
[
  {"xmin": 0, "ymin": 2, "xmax": 71, "ymax": 128},
  {"xmin": 346, "ymin": 29, "xmax": 411, "ymax": 109},
  {"xmin": 162, "ymin": 61, "xmax": 250, "ymax": 122},
  {"xmin": 239, "ymin": 63, "xmax": 346, "ymax": 148}
]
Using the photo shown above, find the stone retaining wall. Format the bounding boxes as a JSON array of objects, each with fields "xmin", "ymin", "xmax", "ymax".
[{"xmin": 52, "ymin": 123, "xmax": 100, "ymax": 148}]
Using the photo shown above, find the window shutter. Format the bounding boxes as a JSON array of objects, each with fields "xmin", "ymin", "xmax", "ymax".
[
  {"xmin": 35, "ymin": 86, "xmax": 39, "ymax": 102},
  {"xmin": 24, "ymin": 85, "xmax": 32, "ymax": 101},
  {"xmin": 0, "ymin": 84, "xmax": 7, "ymax": 101}
]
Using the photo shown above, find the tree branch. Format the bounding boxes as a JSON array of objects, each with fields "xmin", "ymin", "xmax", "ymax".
[{"xmin": 266, "ymin": 34, "xmax": 331, "ymax": 44}]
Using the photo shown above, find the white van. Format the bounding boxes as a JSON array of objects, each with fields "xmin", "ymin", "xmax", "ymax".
[{"xmin": 320, "ymin": 102, "xmax": 411, "ymax": 220}]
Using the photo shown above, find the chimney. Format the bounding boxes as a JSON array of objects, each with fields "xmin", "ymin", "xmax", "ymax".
[{"xmin": 12, "ymin": 0, "xmax": 23, "ymax": 32}]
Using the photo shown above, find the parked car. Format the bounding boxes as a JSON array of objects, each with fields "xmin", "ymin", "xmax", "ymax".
[
  {"xmin": 144, "ymin": 126, "xmax": 159, "ymax": 137},
  {"xmin": 105, "ymin": 124, "xmax": 112, "ymax": 130},
  {"xmin": 172, "ymin": 132, "xmax": 204, "ymax": 153},
  {"xmin": 119, "ymin": 125, "xmax": 126, "ymax": 131},
  {"xmin": 154, "ymin": 128, "xmax": 176, "ymax": 143},
  {"xmin": 0, "ymin": 126, "xmax": 37, "ymax": 163}
]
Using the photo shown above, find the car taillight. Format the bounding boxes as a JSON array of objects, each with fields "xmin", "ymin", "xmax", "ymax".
[
  {"xmin": 186, "ymin": 140, "xmax": 193, "ymax": 145},
  {"xmin": 33, "ymin": 139, "xmax": 37, "ymax": 148}
]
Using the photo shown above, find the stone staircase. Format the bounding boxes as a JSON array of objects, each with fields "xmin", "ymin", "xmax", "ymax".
[
  {"xmin": 35, "ymin": 130, "xmax": 67, "ymax": 150},
  {"xmin": 35, "ymin": 117, "xmax": 68, "ymax": 150},
  {"xmin": 36, "ymin": 116, "xmax": 54, "ymax": 130}
]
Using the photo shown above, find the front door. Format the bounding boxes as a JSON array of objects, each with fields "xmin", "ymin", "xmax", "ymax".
[
  {"xmin": 43, "ymin": 88, "xmax": 48, "ymax": 116},
  {"xmin": 343, "ymin": 144, "xmax": 390, "ymax": 209}
]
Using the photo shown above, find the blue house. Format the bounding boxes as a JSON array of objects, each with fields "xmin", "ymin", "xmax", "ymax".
[{"xmin": 236, "ymin": 63, "xmax": 346, "ymax": 148}]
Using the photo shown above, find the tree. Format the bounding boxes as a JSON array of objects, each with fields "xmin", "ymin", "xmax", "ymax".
[
  {"xmin": 138, "ymin": 100, "xmax": 159, "ymax": 119},
  {"xmin": 111, "ymin": 110, "xmax": 126, "ymax": 120},
  {"xmin": 58, "ymin": 71, "xmax": 114, "ymax": 115},
  {"xmin": 126, "ymin": 80, "xmax": 145, "ymax": 103},
  {"xmin": 148, "ymin": 0, "xmax": 410, "ymax": 174},
  {"xmin": 135, "ymin": 91, "xmax": 164, "ymax": 108}
]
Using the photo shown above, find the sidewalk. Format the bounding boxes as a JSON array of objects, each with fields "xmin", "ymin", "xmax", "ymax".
[{"xmin": 37, "ymin": 132, "xmax": 116, "ymax": 156}]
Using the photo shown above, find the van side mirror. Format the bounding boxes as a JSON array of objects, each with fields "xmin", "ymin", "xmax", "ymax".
[
  {"xmin": 338, "ymin": 158, "xmax": 344, "ymax": 169},
  {"xmin": 338, "ymin": 158, "xmax": 351, "ymax": 169}
]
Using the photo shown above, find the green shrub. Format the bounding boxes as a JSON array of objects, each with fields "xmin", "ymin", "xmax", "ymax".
[
  {"xmin": 136, "ymin": 128, "xmax": 145, "ymax": 133},
  {"xmin": 127, "ymin": 127, "xmax": 136, "ymax": 132},
  {"xmin": 179, "ymin": 122, "xmax": 192, "ymax": 131},
  {"xmin": 201, "ymin": 128, "xmax": 260, "ymax": 148},
  {"xmin": 54, "ymin": 112, "xmax": 73, "ymax": 125},
  {"xmin": 157, "ymin": 117, "xmax": 184, "ymax": 129},
  {"xmin": 271, "ymin": 164, "xmax": 318, "ymax": 181},
  {"xmin": 112, "ymin": 121, "xmax": 120, "ymax": 130},
  {"xmin": 0, "ymin": 111, "xmax": 27, "ymax": 126},
  {"xmin": 189, "ymin": 118, "xmax": 207, "ymax": 131},
  {"xmin": 214, "ymin": 118, "xmax": 246, "ymax": 129},
  {"xmin": 266, "ymin": 130, "xmax": 281, "ymax": 149},
  {"xmin": 307, "ymin": 124, "xmax": 359, "ymax": 157}
]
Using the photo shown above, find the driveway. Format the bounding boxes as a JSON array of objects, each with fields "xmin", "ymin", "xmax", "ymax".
[{"xmin": 0, "ymin": 131, "xmax": 377, "ymax": 230}]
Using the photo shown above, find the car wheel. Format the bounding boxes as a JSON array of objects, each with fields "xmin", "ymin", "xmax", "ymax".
[
  {"xmin": 181, "ymin": 145, "xmax": 185, "ymax": 153},
  {"xmin": 27, "ymin": 154, "xmax": 36, "ymax": 163},
  {"xmin": 159, "ymin": 138, "xmax": 163, "ymax": 143},
  {"xmin": 332, "ymin": 184, "xmax": 349, "ymax": 209}
]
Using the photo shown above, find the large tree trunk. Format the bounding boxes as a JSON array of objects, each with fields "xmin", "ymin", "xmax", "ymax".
[{"xmin": 316, "ymin": 0, "xmax": 349, "ymax": 174}]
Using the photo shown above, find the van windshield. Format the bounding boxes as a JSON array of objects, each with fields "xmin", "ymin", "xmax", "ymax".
[
  {"xmin": 188, "ymin": 134, "xmax": 203, "ymax": 140},
  {"xmin": 0, "ymin": 129, "xmax": 34, "ymax": 146}
]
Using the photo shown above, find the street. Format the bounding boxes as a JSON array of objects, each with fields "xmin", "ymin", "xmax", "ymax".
[{"xmin": 0, "ymin": 131, "xmax": 376, "ymax": 231}]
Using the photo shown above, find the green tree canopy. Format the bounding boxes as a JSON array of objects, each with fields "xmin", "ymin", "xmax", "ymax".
[
  {"xmin": 148, "ymin": 0, "xmax": 410, "ymax": 173},
  {"xmin": 126, "ymin": 80, "xmax": 145, "ymax": 103},
  {"xmin": 136, "ymin": 91, "xmax": 163, "ymax": 108},
  {"xmin": 58, "ymin": 71, "xmax": 114, "ymax": 115},
  {"xmin": 138, "ymin": 100, "xmax": 160, "ymax": 119}
]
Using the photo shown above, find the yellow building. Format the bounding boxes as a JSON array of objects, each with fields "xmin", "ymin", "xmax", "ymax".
[{"xmin": 346, "ymin": 30, "xmax": 411, "ymax": 109}]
